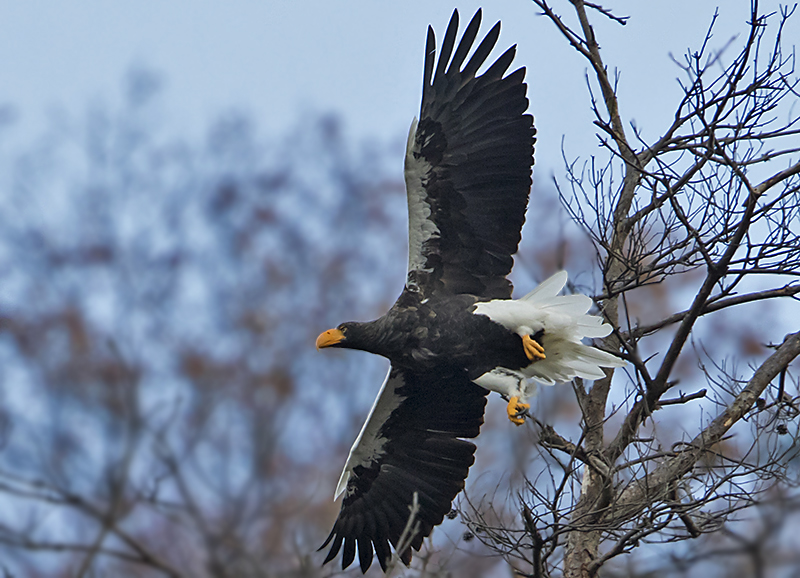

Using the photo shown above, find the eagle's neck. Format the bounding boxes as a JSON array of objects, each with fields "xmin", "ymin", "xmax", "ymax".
[{"xmin": 340, "ymin": 316, "xmax": 409, "ymax": 359}]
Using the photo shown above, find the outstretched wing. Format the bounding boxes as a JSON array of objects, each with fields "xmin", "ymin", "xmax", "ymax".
[
  {"xmin": 404, "ymin": 8, "xmax": 536, "ymax": 300},
  {"xmin": 320, "ymin": 366, "xmax": 488, "ymax": 572}
]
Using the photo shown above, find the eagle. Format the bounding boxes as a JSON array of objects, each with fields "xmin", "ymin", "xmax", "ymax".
[{"xmin": 316, "ymin": 9, "xmax": 624, "ymax": 573}]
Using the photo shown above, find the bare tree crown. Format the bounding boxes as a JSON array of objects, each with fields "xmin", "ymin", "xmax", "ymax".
[{"xmin": 463, "ymin": 2, "xmax": 800, "ymax": 577}]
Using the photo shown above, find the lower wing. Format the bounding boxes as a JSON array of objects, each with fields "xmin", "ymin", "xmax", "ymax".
[{"xmin": 320, "ymin": 365, "xmax": 488, "ymax": 572}]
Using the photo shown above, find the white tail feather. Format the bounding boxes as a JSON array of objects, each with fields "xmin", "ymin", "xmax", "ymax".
[
  {"xmin": 578, "ymin": 316, "xmax": 614, "ymax": 338},
  {"xmin": 521, "ymin": 270, "xmax": 568, "ymax": 301},
  {"xmin": 473, "ymin": 271, "xmax": 625, "ymax": 389}
]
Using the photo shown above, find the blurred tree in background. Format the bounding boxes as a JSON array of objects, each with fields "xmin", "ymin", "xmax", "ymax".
[
  {"xmin": 0, "ymin": 69, "xmax": 416, "ymax": 576},
  {"xmin": 0, "ymin": 2, "xmax": 798, "ymax": 578}
]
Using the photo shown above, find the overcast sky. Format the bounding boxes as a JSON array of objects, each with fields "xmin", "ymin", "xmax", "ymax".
[{"xmin": 1, "ymin": 1, "xmax": 792, "ymax": 174}]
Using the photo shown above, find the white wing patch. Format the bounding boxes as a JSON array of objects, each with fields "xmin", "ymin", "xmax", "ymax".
[
  {"xmin": 335, "ymin": 369, "xmax": 407, "ymax": 499},
  {"xmin": 473, "ymin": 271, "xmax": 625, "ymax": 389},
  {"xmin": 404, "ymin": 118, "xmax": 439, "ymax": 276}
]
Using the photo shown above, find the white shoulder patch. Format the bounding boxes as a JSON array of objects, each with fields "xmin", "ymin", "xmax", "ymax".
[
  {"xmin": 335, "ymin": 369, "xmax": 406, "ymax": 499},
  {"xmin": 404, "ymin": 117, "xmax": 439, "ymax": 276}
]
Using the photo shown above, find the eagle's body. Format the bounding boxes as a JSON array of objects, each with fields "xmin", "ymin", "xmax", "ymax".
[
  {"xmin": 337, "ymin": 294, "xmax": 529, "ymax": 376},
  {"xmin": 316, "ymin": 9, "xmax": 625, "ymax": 573}
]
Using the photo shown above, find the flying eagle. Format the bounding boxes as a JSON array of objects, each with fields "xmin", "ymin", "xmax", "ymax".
[{"xmin": 316, "ymin": 9, "xmax": 624, "ymax": 573}]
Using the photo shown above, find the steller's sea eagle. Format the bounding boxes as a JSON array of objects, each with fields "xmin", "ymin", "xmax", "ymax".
[{"xmin": 316, "ymin": 9, "xmax": 625, "ymax": 573}]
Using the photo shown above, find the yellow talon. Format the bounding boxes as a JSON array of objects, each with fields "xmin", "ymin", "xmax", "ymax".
[
  {"xmin": 507, "ymin": 396, "xmax": 530, "ymax": 426},
  {"xmin": 522, "ymin": 334, "xmax": 546, "ymax": 361}
]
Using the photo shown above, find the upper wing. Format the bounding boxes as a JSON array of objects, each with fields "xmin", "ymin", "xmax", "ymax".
[
  {"xmin": 320, "ymin": 366, "xmax": 488, "ymax": 572},
  {"xmin": 404, "ymin": 8, "xmax": 536, "ymax": 300}
]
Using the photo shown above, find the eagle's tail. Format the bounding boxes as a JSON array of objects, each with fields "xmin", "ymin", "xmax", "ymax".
[{"xmin": 473, "ymin": 271, "xmax": 626, "ymax": 387}]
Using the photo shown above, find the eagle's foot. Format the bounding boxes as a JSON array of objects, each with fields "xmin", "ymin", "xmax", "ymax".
[
  {"xmin": 507, "ymin": 396, "xmax": 529, "ymax": 426},
  {"xmin": 522, "ymin": 334, "xmax": 546, "ymax": 361}
]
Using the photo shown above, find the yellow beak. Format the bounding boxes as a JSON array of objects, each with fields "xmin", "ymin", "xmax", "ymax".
[{"xmin": 316, "ymin": 328, "xmax": 345, "ymax": 350}]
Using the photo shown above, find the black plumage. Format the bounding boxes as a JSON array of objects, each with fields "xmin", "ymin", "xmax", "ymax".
[
  {"xmin": 320, "ymin": 368, "xmax": 490, "ymax": 572},
  {"xmin": 317, "ymin": 8, "xmax": 536, "ymax": 573},
  {"xmin": 408, "ymin": 11, "xmax": 533, "ymax": 301}
]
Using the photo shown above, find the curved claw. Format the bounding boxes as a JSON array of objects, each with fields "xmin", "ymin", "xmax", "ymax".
[
  {"xmin": 522, "ymin": 334, "xmax": 546, "ymax": 361},
  {"xmin": 507, "ymin": 396, "xmax": 530, "ymax": 426}
]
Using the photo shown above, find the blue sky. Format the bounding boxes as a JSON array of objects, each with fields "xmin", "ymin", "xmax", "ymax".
[
  {"xmin": 0, "ymin": 5, "xmax": 798, "ymax": 572},
  {"xmin": 0, "ymin": 1, "xmax": 789, "ymax": 173}
]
